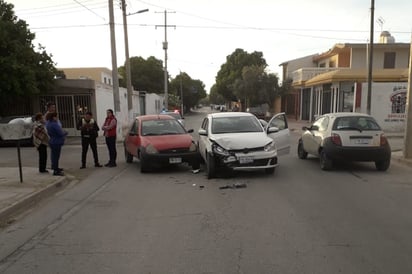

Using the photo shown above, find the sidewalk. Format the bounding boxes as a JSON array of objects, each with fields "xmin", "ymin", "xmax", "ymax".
[{"xmin": 1, "ymin": 118, "xmax": 411, "ymax": 227}]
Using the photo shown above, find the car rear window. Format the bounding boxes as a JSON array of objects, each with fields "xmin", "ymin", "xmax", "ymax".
[{"xmin": 333, "ymin": 116, "xmax": 381, "ymax": 131}]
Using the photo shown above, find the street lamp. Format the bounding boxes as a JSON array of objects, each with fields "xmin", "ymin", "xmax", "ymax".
[{"xmin": 121, "ymin": 2, "xmax": 148, "ymax": 116}]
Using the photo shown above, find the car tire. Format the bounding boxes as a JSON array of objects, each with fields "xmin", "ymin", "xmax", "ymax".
[
  {"xmin": 206, "ymin": 153, "xmax": 216, "ymax": 179},
  {"xmin": 124, "ymin": 145, "xmax": 133, "ymax": 163},
  {"xmin": 320, "ymin": 150, "xmax": 333, "ymax": 170},
  {"xmin": 375, "ymin": 159, "xmax": 390, "ymax": 171},
  {"xmin": 297, "ymin": 140, "xmax": 308, "ymax": 159}
]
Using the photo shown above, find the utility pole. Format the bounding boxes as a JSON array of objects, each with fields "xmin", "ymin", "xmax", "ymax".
[
  {"xmin": 121, "ymin": 1, "xmax": 148, "ymax": 117},
  {"xmin": 404, "ymin": 35, "xmax": 412, "ymax": 159},
  {"xmin": 121, "ymin": 0, "xmax": 133, "ymax": 114},
  {"xmin": 180, "ymin": 71, "xmax": 184, "ymax": 115},
  {"xmin": 108, "ymin": 0, "xmax": 120, "ymax": 112},
  {"xmin": 367, "ymin": 0, "xmax": 375, "ymax": 115},
  {"xmin": 156, "ymin": 10, "xmax": 175, "ymax": 110}
]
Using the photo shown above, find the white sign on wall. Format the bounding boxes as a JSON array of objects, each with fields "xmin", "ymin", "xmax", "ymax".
[{"xmin": 360, "ymin": 82, "xmax": 407, "ymax": 132}]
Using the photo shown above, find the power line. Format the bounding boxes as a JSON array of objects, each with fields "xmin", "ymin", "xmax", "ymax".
[{"xmin": 72, "ymin": 0, "xmax": 107, "ymax": 21}]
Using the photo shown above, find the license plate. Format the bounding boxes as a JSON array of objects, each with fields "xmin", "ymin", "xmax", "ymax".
[
  {"xmin": 354, "ymin": 139, "xmax": 370, "ymax": 145},
  {"xmin": 239, "ymin": 156, "xmax": 253, "ymax": 164},
  {"xmin": 169, "ymin": 157, "xmax": 182, "ymax": 164}
]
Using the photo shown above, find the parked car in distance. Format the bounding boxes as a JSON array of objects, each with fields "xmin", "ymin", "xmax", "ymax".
[
  {"xmin": 197, "ymin": 112, "xmax": 290, "ymax": 179},
  {"xmin": 161, "ymin": 111, "xmax": 185, "ymax": 127},
  {"xmin": 123, "ymin": 114, "xmax": 200, "ymax": 172},
  {"xmin": 246, "ymin": 106, "xmax": 266, "ymax": 120},
  {"xmin": 297, "ymin": 112, "xmax": 391, "ymax": 171},
  {"xmin": 0, "ymin": 115, "xmax": 34, "ymax": 146}
]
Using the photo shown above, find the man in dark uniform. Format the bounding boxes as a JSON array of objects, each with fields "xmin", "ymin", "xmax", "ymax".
[{"xmin": 77, "ymin": 111, "xmax": 103, "ymax": 169}]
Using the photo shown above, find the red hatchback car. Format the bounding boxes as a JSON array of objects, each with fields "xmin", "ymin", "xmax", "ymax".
[{"xmin": 124, "ymin": 114, "xmax": 200, "ymax": 172}]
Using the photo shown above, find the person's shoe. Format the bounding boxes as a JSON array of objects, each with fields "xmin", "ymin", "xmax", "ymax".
[
  {"xmin": 53, "ymin": 171, "xmax": 64, "ymax": 176},
  {"xmin": 107, "ymin": 163, "xmax": 117, "ymax": 167},
  {"xmin": 80, "ymin": 165, "xmax": 86, "ymax": 169},
  {"xmin": 104, "ymin": 163, "xmax": 111, "ymax": 167},
  {"xmin": 57, "ymin": 168, "xmax": 64, "ymax": 172},
  {"xmin": 95, "ymin": 163, "xmax": 103, "ymax": 167},
  {"xmin": 40, "ymin": 170, "xmax": 49, "ymax": 173}
]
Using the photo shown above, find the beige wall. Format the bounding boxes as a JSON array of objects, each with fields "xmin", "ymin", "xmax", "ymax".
[{"xmin": 351, "ymin": 47, "xmax": 410, "ymax": 69}]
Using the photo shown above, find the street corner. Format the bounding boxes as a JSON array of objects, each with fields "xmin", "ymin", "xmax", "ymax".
[{"xmin": 0, "ymin": 167, "xmax": 72, "ymax": 226}]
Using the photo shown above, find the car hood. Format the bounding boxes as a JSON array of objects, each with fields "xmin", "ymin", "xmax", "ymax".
[
  {"xmin": 142, "ymin": 134, "xmax": 193, "ymax": 150},
  {"xmin": 212, "ymin": 132, "xmax": 272, "ymax": 150}
]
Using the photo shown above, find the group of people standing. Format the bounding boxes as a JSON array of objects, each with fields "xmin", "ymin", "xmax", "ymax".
[{"xmin": 32, "ymin": 102, "xmax": 118, "ymax": 176}]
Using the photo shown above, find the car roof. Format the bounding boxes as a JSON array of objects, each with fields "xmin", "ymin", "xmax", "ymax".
[
  {"xmin": 136, "ymin": 114, "xmax": 174, "ymax": 121},
  {"xmin": 209, "ymin": 112, "xmax": 255, "ymax": 118},
  {"xmin": 322, "ymin": 112, "xmax": 372, "ymax": 118}
]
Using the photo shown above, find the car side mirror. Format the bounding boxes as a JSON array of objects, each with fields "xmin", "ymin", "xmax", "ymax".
[
  {"xmin": 267, "ymin": 126, "xmax": 279, "ymax": 133},
  {"xmin": 198, "ymin": 129, "xmax": 207, "ymax": 136}
]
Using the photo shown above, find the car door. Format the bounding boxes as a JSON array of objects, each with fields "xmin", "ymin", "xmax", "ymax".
[
  {"xmin": 197, "ymin": 117, "xmax": 209, "ymax": 160},
  {"xmin": 302, "ymin": 116, "xmax": 328, "ymax": 156},
  {"xmin": 266, "ymin": 112, "xmax": 291, "ymax": 156},
  {"xmin": 125, "ymin": 120, "xmax": 141, "ymax": 156}
]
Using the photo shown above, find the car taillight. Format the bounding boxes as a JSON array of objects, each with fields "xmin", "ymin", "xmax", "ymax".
[
  {"xmin": 331, "ymin": 133, "xmax": 342, "ymax": 146},
  {"xmin": 380, "ymin": 133, "xmax": 388, "ymax": 146}
]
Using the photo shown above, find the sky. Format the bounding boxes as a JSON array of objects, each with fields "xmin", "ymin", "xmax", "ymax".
[{"xmin": 10, "ymin": 0, "xmax": 412, "ymax": 92}]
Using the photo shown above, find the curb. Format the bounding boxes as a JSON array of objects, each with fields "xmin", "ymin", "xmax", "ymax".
[{"xmin": 0, "ymin": 176, "xmax": 71, "ymax": 225}]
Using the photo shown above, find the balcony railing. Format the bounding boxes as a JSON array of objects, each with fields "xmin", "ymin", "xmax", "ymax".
[{"xmin": 292, "ymin": 67, "xmax": 340, "ymax": 83}]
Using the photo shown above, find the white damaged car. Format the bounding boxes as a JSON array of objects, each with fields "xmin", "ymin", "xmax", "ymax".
[{"xmin": 198, "ymin": 112, "xmax": 290, "ymax": 179}]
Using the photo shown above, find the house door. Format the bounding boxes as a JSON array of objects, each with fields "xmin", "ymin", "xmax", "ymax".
[
  {"xmin": 301, "ymin": 89, "xmax": 311, "ymax": 120},
  {"xmin": 322, "ymin": 91, "xmax": 332, "ymax": 114}
]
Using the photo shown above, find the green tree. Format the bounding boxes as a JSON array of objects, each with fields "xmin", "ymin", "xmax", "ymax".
[
  {"xmin": 233, "ymin": 65, "xmax": 280, "ymax": 111},
  {"xmin": 209, "ymin": 84, "xmax": 225, "ymax": 105},
  {"xmin": 169, "ymin": 72, "xmax": 207, "ymax": 113},
  {"xmin": 215, "ymin": 48, "xmax": 267, "ymax": 102},
  {"xmin": 0, "ymin": 0, "xmax": 57, "ymax": 108},
  {"xmin": 119, "ymin": 56, "xmax": 164, "ymax": 94}
]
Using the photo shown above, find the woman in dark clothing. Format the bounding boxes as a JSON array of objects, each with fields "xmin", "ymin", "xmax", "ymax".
[
  {"xmin": 102, "ymin": 109, "xmax": 117, "ymax": 167},
  {"xmin": 46, "ymin": 112, "xmax": 67, "ymax": 176},
  {"xmin": 33, "ymin": 113, "xmax": 49, "ymax": 173}
]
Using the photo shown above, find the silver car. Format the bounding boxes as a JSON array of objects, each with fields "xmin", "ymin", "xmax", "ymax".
[
  {"xmin": 198, "ymin": 112, "xmax": 290, "ymax": 179},
  {"xmin": 297, "ymin": 112, "xmax": 391, "ymax": 171}
]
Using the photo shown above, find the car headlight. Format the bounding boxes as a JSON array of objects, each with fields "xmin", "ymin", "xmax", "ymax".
[
  {"xmin": 145, "ymin": 144, "xmax": 158, "ymax": 154},
  {"xmin": 189, "ymin": 142, "xmax": 197, "ymax": 152},
  {"xmin": 212, "ymin": 143, "xmax": 229, "ymax": 156},
  {"xmin": 264, "ymin": 141, "xmax": 276, "ymax": 152}
]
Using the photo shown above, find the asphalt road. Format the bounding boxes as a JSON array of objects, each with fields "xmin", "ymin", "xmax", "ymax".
[{"xmin": 1, "ymin": 109, "xmax": 412, "ymax": 273}]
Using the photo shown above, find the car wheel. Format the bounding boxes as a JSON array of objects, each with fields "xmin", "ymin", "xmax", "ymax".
[
  {"xmin": 375, "ymin": 159, "xmax": 390, "ymax": 171},
  {"xmin": 124, "ymin": 145, "xmax": 133, "ymax": 163},
  {"xmin": 297, "ymin": 141, "xmax": 308, "ymax": 159},
  {"xmin": 206, "ymin": 153, "xmax": 216, "ymax": 179},
  {"xmin": 320, "ymin": 150, "xmax": 333, "ymax": 170},
  {"xmin": 265, "ymin": 167, "xmax": 275, "ymax": 174}
]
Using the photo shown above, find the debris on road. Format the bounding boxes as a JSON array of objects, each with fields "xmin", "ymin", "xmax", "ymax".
[{"xmin": 219, "ymin": 183, "xmax": 247, "ymax": 189}]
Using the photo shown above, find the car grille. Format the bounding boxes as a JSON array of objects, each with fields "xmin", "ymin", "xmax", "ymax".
[
  {"xmin": 160, "ymin": 148, "xmax": 189, "ymax": 154},
  {"xmin": 229, "ymin": 146, "xmax": 264, "ymax": 154}
]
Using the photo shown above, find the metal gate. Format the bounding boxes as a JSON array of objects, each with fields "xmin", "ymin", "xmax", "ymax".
[{"xmin": 39, "ymin": 95, "xmax": 92, "ymax": 136}]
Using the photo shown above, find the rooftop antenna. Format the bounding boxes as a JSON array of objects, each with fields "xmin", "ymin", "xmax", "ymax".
[{"xmin": 377, "ymin": 16, "xmax": 385, "ymax": 31}]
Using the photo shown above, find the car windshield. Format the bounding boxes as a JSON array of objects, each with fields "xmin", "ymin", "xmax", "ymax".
[
  {"xmin": 333, "ymin": 116, "xmax": 381, "ymax": 131},
  {"xmin": 211, "ymin": 116, "xmax": 263, "ymax": 134},
  {"xmin": 141, "ymin": 119, "xmax": 186, "ymax": 136}
]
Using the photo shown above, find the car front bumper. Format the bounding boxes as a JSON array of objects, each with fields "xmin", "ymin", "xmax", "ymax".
[
  {"xmin": 141, "ymin": 150, "xmax": 200, "ymax": 166},
  {"xmin": 215, "ymin": 151, "xmax": 278, "ymax": 171}
]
